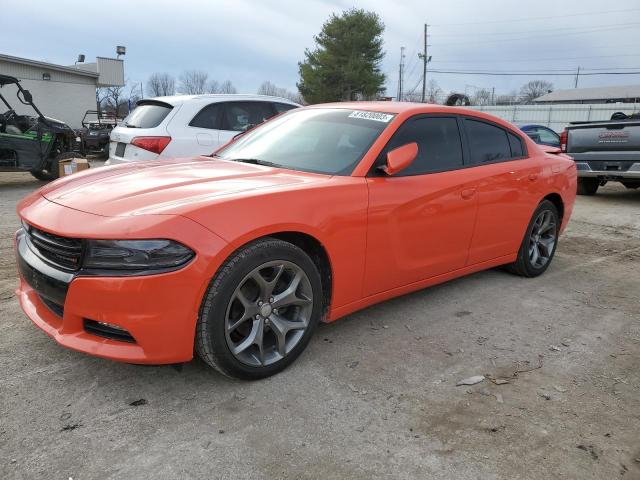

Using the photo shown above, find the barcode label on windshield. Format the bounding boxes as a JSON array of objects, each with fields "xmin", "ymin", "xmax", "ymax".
[{"xmin": 348, "ymin": 111, "xmax": 394, "ymax": 123}]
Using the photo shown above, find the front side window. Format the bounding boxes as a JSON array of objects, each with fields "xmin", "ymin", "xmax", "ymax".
[
  {"xmin": 221, "ymin": 102, "xmax": 275, "ymax": 132},
  {"xmin": 465, "ymin": 119, "xmax": 512, "ymax": 164},
  {"xmin": 216, "ymin": 108, "xmax": 394, "ymax": 175},
  {"xmin": 377, "ymin": 117, "xmax": 464, "ymax": 175}
]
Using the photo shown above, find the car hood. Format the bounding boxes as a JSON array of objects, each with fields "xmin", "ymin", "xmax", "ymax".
[{"xmin": 40, "ymin": 157, "xmax": 329, "ymax": 217}]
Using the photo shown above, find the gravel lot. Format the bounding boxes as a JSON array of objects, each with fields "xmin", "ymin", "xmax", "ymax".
[{"xmin": 1, "ymin": 168, "xmax": 639, "ymax": 480}]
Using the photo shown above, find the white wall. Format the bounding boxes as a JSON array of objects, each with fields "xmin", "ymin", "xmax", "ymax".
[
  {"xmin": 2, "ymin": 79, "xmax": 96, "ymax": 128},
  {"xmin": 468, "ymin": 103, "xmax": 640, "ymax": 132}
]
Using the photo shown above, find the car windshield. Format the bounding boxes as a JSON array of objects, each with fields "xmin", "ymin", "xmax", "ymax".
[{"xmin": 215, "ymin": 108, "xmax": 395, "ymax": 175}]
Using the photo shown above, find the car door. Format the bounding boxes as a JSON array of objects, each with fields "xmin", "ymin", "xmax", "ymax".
[
  {"xmin": 363, "ymin": 116, "xmax": 479, "ymax": 296},
  {"xmin": 185, "ymin": 102, "xmax": 223, "ymax": 155},
  {"xmin": 217, "ymin": 101, "xmax": 277, "ymax": 147},
  {"xmin": 462, "ymin": 118, "xmax": 544, "ymax": 265}
]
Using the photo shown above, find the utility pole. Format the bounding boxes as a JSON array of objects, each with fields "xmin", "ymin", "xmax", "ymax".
[
  {"xmin": 574, "ymin": 66, "xmax": 580, "ymax": 88},
  {"xmin": 491, "ymin": 87, "xmax": 495, "ymax": 106},
  {"xmin": 418, "ymin": 23, "xmax": 430, "ymax": 102},
  {"xmin": 397, "ymin": 46, "xmax": 405, "ymax": 101}
]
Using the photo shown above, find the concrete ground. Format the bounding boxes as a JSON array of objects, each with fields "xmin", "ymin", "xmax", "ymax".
[{"xmin": 1, "ymin": 168, "xmax": 639, "ymax": 480}]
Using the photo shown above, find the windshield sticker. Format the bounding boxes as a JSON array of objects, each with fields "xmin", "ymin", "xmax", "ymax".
[{"xmin": 348, "ymin": 111, "xmax": 394, "ymax": 123}]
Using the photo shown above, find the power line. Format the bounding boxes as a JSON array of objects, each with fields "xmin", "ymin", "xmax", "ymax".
[
  {"xmin": 427, "ymin": 66, "xmax": 640, "ymax": 73},
  {"xmin": 430, "ymin": 7, "xmax": 640, "ymax": 26},
  {"xmin": 429, "ymin": 53, "xmax": 640, "ymax": 65},
  {"xmin": 434, "ymin": 24, "xmax": 640, "ymax": 47},
  {"xmin": 427, "ymin": 69, "xmax": 640, "ymax": 76},
  {"xmin": 434, "ymin": 21, "xmax": 640, "ymax": 37}
]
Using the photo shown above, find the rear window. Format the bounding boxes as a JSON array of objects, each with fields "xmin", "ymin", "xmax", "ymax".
[
  {"xmin": 508, "ymin": 132, "xmax": 525, "ymax": 157},
  {"xmin": 123, "ymin": 102, "xmax": 172, "ymax": 128},
  {"xmin": 465, "ymin": 119, "xmax": 511, "ymax": 164}
]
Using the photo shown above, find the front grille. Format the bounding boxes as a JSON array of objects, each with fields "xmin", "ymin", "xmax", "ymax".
[
  {"xmin": 25, "ymin": 226, "xmax": 83, "ymax": 271},
  {"xmin": 84, "ymin": 320, "xmax": 136, "ymax": 343}
]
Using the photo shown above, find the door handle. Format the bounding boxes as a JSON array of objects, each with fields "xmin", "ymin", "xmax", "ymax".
[
  {"xmin": 528, "ymin": 173, "xmax": 539, "ymax": 181},
  {"xmin": 461, "ymin": 188, "xmax": 476, "ymax": 200}
]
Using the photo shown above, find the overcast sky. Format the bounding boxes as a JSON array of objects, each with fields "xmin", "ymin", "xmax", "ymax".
[{"xmin": 2, "ymin": 0, "xmax": 639, "ymax": 99}]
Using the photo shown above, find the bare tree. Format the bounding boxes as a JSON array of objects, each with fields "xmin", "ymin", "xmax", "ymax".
[
  {"xmin": 472, "ymin": 88, "xmax": 493, "ymax": 106},
  {"xmin": 257, "ymin": 81, "xmax": 283, "ymax": 96},
  {"xmin": 179, "ymin": 70, "xmax": 209, "ymax": 94},
  {"xmin": 426, "ymin": 79, "xmax": 443, "ymax": 104},
  {"xmin": 257, "ymin": 81, "xmax": 302, "ymax": 102},
  {"xmin": 207, "ymin": 79, "xmax": 220, "ymax": 94},
  {"xmin": 218, "ymin": 80, "xmax": 238, "ymax": 94},
  {"xmin": 519, "ymin": 80, "xmax": 553, "ymax": 104},
  {"xmin": 495, "ymin": 90, "xmax": 519, "ymax": 105},
  {"xmin": 146, "ymin": 73, "xmax": 175, "ymax": 97},
  {"xmin": 99, "ymin": 85, "xmax": 127, "ymax": 117}
]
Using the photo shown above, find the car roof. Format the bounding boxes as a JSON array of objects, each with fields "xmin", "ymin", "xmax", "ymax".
[
  {"xmin": 304, "ymin": 102, "xmax": 526, "ymax": 130},
  {"xmin": 149, "ymin": 94, "xmax": 300, "ymax": 107}
]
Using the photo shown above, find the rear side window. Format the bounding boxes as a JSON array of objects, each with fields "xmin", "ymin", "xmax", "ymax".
[
  {"xmin": 123, "ymin": 103, "xmax": 172, "ymax": 128},
  {"xmin": 508, "ymin": 132, "xmax": 525, "ymax": 157},
  {"xmin": 273, "ymin": 102, "xmax": 297, "ymax": 113},
  {"xmin": 221, "ymin": 102, "xmax": 275, "ymax": 132},
  {"xmin": 380, "ymin": 117, "xmax": 463, "ymax": 175},
  {"xmin": 189, "ymin": 103, "xmax": 223, "ymax": 129},
  {"xmin": 465, "ymin": 119, "xmax": 511, "ymax": 164}
]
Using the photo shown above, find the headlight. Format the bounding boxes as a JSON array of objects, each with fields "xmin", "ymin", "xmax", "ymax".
[{"xmin": 83, "ymin": 239, "xmax": 194, "ymax": 271}]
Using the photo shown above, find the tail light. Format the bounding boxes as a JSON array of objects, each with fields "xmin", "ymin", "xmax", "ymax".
[
  {"xmin": 131, "ymin": 136, "xmax": 171, "ymax": 154},
  {"xmin": 559, "ymin": 130, "xmax": 567, "ymax": 152}
]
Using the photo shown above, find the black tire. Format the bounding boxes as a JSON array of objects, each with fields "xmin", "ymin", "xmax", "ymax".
[
  {"xmin": 195, "ymin": 237, "xmax": 323, "ymax": 380},
  {"xmin": 507, "ymin": 200, "xmax": 560, "ymax": 278},
  {"xmin": 577, "ymin": 178, "xmax": 599, "ymax": 196},
  {"xmin": 30, "ymin": 151, "xmax": 83, "ymax": 181}
]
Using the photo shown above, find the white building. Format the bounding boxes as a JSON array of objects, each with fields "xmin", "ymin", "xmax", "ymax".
[
  {"xmin": 0, "ymin": 53, "xmax": 124, "ymax": 128},
  {"xmin": 534, "ymin": 85, "xmax": 640, "ymax": 105}
]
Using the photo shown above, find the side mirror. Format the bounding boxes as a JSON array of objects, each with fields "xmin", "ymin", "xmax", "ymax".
[
  {"xmin": 22, "ymin": 90, "xmax": 33, "ymax": 103},
  {"xmin": 382, "ymin": 142, "xmax": 418, "ymax": 176}
]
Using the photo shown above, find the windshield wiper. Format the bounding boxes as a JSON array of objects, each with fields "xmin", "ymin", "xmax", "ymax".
[
  {"xmin": 233, "ymin": 158, "xmax": 281, "ymax": 168},
  {"xmin": 124, "ymin": 123, "xmax": 139, "ymax": 128}
]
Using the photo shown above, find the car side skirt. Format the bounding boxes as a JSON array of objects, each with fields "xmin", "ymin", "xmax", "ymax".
[{"xmin": 328, "ymin": 253, "xmax": 516, "ymax": 322}]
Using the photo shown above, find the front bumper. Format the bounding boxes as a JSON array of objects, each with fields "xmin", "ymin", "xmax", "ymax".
[
  {"xmin": 15, "ymin": 198, "xmax": 228, "ymax": 364},
  {"xmin": 575, "ymin": 161, "xmax": 640, "ymax": 179}
]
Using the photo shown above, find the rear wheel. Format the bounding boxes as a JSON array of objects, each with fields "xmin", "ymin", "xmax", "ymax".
[
  {"xmin": 507, "ymin": 200, "xmax": 559, "ymax": 278},
  {"xmin": 30, "ymin": 151, "xmax": 82, "ymax": 181},
  {"xmin": 577, "ymin": 178, "xmax": 599, "ymax": 196},
  {"xmin": 195, "ymin": 238, "xmax": 323, "ymax": 380}
]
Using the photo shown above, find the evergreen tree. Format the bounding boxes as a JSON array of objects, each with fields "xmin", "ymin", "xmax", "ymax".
[{"xmin": 298, "ymin": 9, "xmax": 386, "ymax": 104}]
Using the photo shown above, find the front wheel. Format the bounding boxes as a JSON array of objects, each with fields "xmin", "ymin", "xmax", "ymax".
[
  {"xmin": 507, "ymin": 200, "xmax": 559, "ymax": 278},
  {"xmin": 195, "ymin": 238, "xmax": 323, "ymax": 380},
  {"xmin": 577, "ymin": 178, "xmax": 599, "ymax": 195}
]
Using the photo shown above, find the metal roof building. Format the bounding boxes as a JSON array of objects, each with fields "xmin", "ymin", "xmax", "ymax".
[
  {"xmin": 534, "ymin": 84, "xmax": 640, "ymax": 104},
  {"xmin": 0, "ymin": 53, "xmax": 124, "ymax": 128}
]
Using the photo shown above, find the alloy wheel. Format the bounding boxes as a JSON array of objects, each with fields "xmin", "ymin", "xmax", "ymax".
[
  {"xmin": 225, "ymin": 260, "xmax": 313, "ymax": 367},
  {"xmin": 528, "ymin": 210, "xmax": 557, "ymax": 269}
]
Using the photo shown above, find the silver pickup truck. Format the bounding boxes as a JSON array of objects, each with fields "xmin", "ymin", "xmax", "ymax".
[{"xmin": 562, "ymin": 115, "xmax": 640, "ymax": 195}]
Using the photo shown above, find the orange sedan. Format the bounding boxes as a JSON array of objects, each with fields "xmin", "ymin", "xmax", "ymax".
[{"xmin": 15, "ymin": 103, "xmax": 577, "ymax": 379}]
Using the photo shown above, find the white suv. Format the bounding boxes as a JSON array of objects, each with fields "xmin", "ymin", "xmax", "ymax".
[{"xmin": 107, "ymin": 95, "xmax": 299, "ymax": 164}]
